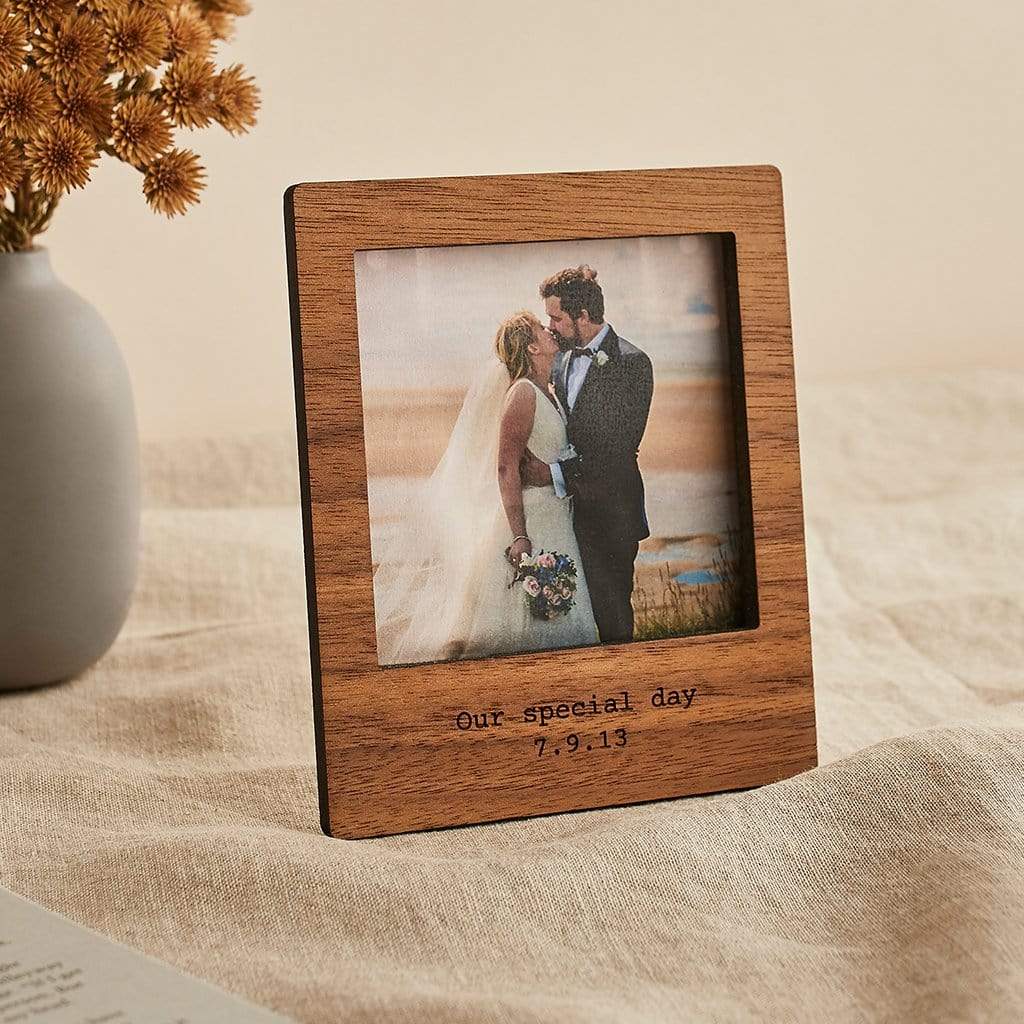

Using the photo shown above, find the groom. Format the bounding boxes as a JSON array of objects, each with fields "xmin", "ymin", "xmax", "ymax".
[{"xmin": 521, "ymin": 265, "xmax": 654, "ymax": 644}]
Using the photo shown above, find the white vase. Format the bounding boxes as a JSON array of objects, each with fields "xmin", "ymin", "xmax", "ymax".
[{"xmin": 1, "ymin": 248, "xmax": 140, "ymax": 690}]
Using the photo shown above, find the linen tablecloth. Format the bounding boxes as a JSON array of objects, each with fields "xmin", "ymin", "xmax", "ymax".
[{"xmin": 2, "ymin": 370, "xmax": 1022, "ymax": 1022}]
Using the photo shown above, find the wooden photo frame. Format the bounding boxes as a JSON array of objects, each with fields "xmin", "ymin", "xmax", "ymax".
[{"xmin": 285, "ymin": 165, "xmax": 816, "ymax": 839}]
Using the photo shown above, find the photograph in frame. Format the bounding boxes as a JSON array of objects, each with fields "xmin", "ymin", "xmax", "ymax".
[{"xmin": 354, "ymin": 233, "xmax": 758, "ymax": 668}]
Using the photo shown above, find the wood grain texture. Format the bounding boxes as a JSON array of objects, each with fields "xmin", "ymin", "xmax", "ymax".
[{"xmin": 285, "ymin": 165, "xmax": 816, "ymax": 839}]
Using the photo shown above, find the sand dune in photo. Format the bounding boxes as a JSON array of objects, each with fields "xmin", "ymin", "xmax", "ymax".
[{"xmin": 361, "ymin": 375, "xmax": 740, "ymax": 479}]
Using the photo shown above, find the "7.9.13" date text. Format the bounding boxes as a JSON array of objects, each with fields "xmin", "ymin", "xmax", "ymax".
[{"xmin": 534, "ymin": 729, "xmax": 627, "ymax": 756}]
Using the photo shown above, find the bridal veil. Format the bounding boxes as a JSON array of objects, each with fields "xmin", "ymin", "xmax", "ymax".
[{"xmin": 372, "ymin": 358, "xmax": 513, "ymax": 666}]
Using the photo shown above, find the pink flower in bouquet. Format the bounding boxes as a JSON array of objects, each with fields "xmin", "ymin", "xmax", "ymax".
[
  {"xmin": 537, "ymin": 552, "xmax": 556, "ymax": 569},
  {"xmin": 542, "ymin": 586, "xmax": 556, "ymax": 600},
  {"xmin": 523, "ymin": 577, "xmax": 541, "ymax": 597}
]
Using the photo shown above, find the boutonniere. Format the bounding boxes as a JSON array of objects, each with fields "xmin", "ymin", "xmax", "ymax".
[{"xmin": 594, "ymin": 350, "xmax": 610, "ymax": 367}]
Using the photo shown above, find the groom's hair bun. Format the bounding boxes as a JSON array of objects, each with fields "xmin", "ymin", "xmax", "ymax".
[{"xmin": 540, "ymin": 265, "xmax": 605, "ymax": 323}]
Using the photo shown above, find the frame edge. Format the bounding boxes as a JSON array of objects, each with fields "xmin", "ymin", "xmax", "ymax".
[{"xmin": 284, "ymin": 184, "xmax": 333, "ymax": 837}]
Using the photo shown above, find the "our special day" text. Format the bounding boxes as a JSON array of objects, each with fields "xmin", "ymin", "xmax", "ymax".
[{"xmin": 453, "ymin": 687, "xmax": 697, "ymax": 731}]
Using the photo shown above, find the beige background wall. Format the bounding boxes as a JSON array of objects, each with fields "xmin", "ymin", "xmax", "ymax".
[{"xmin": 44, "ymin": 0, "xmax": 1024, "ymax": 440}]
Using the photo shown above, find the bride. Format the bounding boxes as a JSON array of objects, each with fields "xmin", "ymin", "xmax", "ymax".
[{"xmin": 372, "ymin": 311, "xmax": 599, "ymax": 666}]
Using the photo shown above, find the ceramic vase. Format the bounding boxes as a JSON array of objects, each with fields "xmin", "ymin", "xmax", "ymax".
[{"xmin": 0, "ymin": 248, "xmax": 139, "ymax": 690}]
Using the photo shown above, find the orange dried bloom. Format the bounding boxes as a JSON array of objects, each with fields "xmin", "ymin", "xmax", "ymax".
[
  {"xmin": 0, "ymin": 71, "xmax": 57, "ymax": 138},
  {"xmin": 55, "ymin": 76, "xmax": 115, "ymax": 138},
  {"xmin": 161, "ymin": 54, "xmax": 214, "ymax": 128},
  {"xmin": 11, "ymin": 0, "xmax": 74, "ymax": 32},
  {"xmin": 211, "ymin": 62, "xmax": 258, "ymax": 135},
  {"xmin": 165, "ymin": 2, "xmax": 213, "ymax": 60},
  {"xmin": 105, "ymin": 6, "xmax": 168, "ymax": 74},
  {"xmin": 0, "ymin": 14, "xmax": 28, "ymax": 78},
  {"xmin": 24, "ymin": 120, "xmax": 97, "ymax": 192},
  {"xmin": 35, "ymin": 13, "xmax": 107, "ymax": 83},
  {"xmin": 111, "ymin": 92, "xmax": 171, "ymax": 164},
  {"xmin": 142, "ymin": 146, "xmax": 205, "ymax": 216}
]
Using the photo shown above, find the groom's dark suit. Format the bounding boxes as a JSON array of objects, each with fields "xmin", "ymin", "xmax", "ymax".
[{"xmin": 553, "ymin": 325, "xmax": 654, "ymax": 644}]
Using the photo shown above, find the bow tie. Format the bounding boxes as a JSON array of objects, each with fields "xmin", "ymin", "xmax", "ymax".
[{"xmin": 569, "ymin": 346, "xmax": 594, "ymax": 358}]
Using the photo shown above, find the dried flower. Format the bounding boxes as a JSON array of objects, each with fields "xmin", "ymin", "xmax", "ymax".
[
  {"xmin": 0, "ymin": 134, "xmax": 24, "ymax": 190},
  {"xmin": 211, "ymin": 62, "xmax": 257, "ymax": 135},
  {"xmin": 24, "ymin": 120, "xmax": 97, "ymax": 193},
  {"xmin": 55, "ymin": 76, "xmax": 115, "ymax": 138},
  {"xmin": 11, "ymin": 0, "xmax": 74, "ymax": 33},
  {"xmin": 142, "ymin": 146, "xmax": 204, "ymax": 216},
  {"xmin": 203, "ymin": 11, "xmax": 231, "ymax": 39},
  {"xmin": 111, "ymin": 92, "xmax": 170, "ymax": 164},
  {"xmin": 0, "ymin": 71, "xmax": 57, "ymax": 138},
  {"xmin": 1, "ymin": 0, "xmax": 257, "ymax": 251},
  {"xmin": 105, "ymin": 6, "xmax": 168, "ymax": 75},
  {"xmin": 160, "ymin": 54, "xmax": 214, "ymax": 128},
  {"xmin": 192, "ymin": 0, "xmax": 250, "ymax": 40},
  {"xmin": 35, "ymin": 13, "xmax": 107, "ymax": 84},
  {"xmin": 0, "ymin": 14, "xmax": 28, "ymax": 78},
  {"xmin": 165, "ymin": 3, "xmax": 212, "ymax": 61}
]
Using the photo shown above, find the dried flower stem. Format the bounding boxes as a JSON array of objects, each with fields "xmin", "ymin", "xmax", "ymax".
[{"xmin": 2, "ymin": 174, "xmax": 63, "ymax": 251}]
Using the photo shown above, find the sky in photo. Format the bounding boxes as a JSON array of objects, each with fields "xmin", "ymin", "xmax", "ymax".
[{"xmin": 354, "ymin": 233, "xmax": 732, "ymax": 392}]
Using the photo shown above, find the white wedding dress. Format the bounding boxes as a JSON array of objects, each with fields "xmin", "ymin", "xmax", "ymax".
[
  {"xmin": 460, "ymin": 377, "xmax": 599, "ymax": 661},
  {"xmin": 372, "ymin": 361, "xmax": 599, "ymax": 667}
]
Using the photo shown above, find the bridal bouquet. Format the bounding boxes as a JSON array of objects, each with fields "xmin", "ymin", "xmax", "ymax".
[{"xmin": 509, "ymin": 550, "xmax": 577, "ymax": 621}]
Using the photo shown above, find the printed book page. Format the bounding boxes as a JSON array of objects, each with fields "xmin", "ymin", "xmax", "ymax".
[{"xmin": 0, "ymin": 887, "xmax": 292, "ymax": 1024}]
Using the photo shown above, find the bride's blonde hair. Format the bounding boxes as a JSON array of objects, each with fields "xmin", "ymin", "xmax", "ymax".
[{"xmin": 494, "ymin": 311, "xmax": 541, "ymax": 382}]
